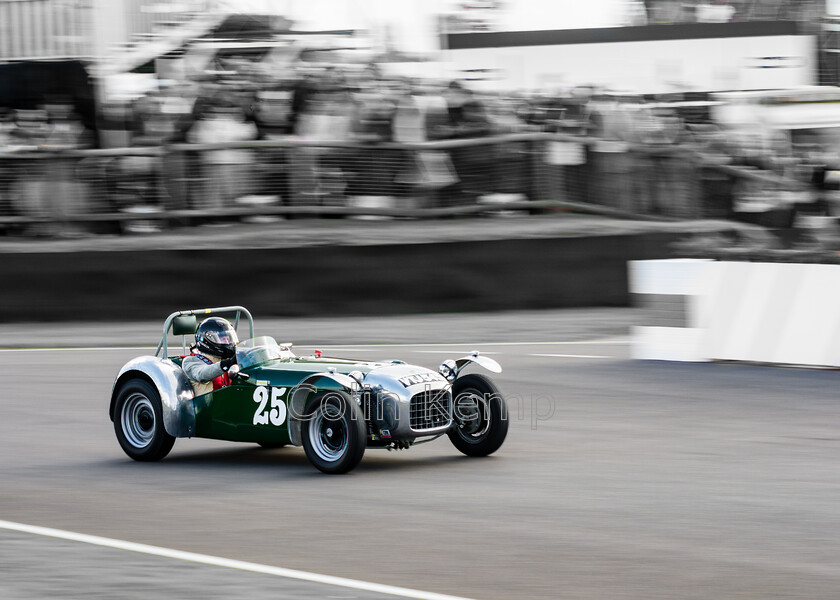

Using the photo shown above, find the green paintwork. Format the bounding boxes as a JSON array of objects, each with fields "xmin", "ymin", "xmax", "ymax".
[{"xmin": 191, "ymin": 356, "xmax": 377, "ymax": 443}]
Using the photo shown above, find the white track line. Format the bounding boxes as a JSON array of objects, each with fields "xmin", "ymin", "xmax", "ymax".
[
  {"xmin": 0, "ymin": 520, "xmax": 475, "ymax": 600},
  {"xmin": 313, "ymin": 340, "xmax": 628, "ymax": 348},
  {"xmin": 529, "ymin": 353, "xmax": 609, "ymax": 359},
  {"xmin": 302, "ymin": 348, "xmax": 379, "ymax": 353},
  {"xmin": 409, "ymin": 350, "xmax": 501, "ymax": 355}
]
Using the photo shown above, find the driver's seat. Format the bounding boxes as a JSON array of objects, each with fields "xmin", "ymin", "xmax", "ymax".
[{"xmin": 172, "ymin": 315, "xmax": 197, "ymax": 355}]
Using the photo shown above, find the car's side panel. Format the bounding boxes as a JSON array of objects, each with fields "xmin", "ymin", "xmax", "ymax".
[
  {"xmin": 193, "ymin": 380, "xmax": 292, "ymax": 444},
  {"xmin": 191, "ymin": 366, "xmax": 348, "ymax": 444}
]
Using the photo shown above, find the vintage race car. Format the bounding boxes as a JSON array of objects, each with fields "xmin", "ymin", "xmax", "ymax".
[{"xmin": 109, "ymin": 306, "xmax": 508, "ymax": 474}]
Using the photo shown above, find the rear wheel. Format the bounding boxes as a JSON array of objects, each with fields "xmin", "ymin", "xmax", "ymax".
[
  {"xmin": 114, "ymin": 379, "xmax": 175, "ymax": 461},
  {"xmin": 301, "ymin": 390, "xmax": 366, "ymax": 474},
  {"xmin": 448, "ymin": 374, "xmax": 508, "ymax": 457}
]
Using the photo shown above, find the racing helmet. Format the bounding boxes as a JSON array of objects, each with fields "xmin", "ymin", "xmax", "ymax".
[{"xmin": 195, "ymin": 317, "xmax": 238, "ymax": 358}]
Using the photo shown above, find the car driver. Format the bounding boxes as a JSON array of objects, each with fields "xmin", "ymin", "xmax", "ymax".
[{"xmin": 182, "ymin": 317, "xmax": 239, "ymax": 395}]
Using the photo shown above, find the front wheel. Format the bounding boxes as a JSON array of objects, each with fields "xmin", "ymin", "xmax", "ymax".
[
  {"xmin": 301, "ymin": 390, "xmax": 367, "ymax": 474},
  {"xmin": 448, "ymin": 374, "xmax": 508, "ymax": 457},
  {"xmin": 113, "ymin": 379, "xmax": 175, "ymax": 461}
]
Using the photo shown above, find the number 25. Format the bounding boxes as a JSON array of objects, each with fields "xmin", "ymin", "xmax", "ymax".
[{"xmin": 253, "ymin": 386, "xmax": 287, "ymax": 426}]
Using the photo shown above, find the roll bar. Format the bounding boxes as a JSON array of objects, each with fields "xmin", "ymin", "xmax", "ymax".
[{"xmin": 155, "ymin": 306, "xmax": 254, "ymax": 358}]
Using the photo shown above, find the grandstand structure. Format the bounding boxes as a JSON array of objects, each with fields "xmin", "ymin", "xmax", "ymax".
[{"xmin": 0, "ymin": 0, "xmax": 219, "ymax": 62}]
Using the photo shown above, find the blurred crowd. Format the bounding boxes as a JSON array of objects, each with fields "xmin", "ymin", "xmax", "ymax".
[
  {"xmin": 0, "ymin": 54, "xmax": 835, "ymax": 234},
  {"xmin": 644, "ymin": 0, "xmax": 823, "ymax": 25}
]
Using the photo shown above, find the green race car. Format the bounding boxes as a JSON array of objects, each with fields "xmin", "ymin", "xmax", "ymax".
[{"xmin": 109, "ymin": 306, "xmax": 509, "ymax": 474}]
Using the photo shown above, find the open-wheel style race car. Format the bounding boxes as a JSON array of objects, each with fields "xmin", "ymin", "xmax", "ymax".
[{"xmin": 109, "ymin": 306, "xmax": 508, "ymax": 473}]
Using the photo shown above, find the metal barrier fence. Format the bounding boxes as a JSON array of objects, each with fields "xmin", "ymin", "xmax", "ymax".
[{"xmin": 0, "ymin": 132, "xmax": 807, "ymax": 235}]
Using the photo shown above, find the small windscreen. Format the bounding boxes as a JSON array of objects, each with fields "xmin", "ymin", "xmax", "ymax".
[{"xmin": 237, "ymin": 336, "xmax": 292, "ymax": 369}]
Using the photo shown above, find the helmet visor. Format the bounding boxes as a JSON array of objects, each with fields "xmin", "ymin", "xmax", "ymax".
[{"xmin": 213, "ymin": 330, "xmax": 238, "ymax": 346}]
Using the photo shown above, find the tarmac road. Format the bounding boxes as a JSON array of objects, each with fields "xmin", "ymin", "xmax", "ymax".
[{"xmin": 2, "ymin": 309, "xmax": 840, "ymax": 599}]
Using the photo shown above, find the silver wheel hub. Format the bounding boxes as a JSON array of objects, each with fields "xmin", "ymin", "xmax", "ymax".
[
  {"xmin": 308, "ymin": 403, "xmax": 348, "ymax": 463},
  {"xmin": 455, "ymin": 392, "xmax": 490, "ymax": 440},
  {"xmin": 121, "ymin": 393, "xmax": 156, "ymax": 449}
]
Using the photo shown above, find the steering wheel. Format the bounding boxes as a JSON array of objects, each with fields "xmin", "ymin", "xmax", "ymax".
[{"xmin": 228, "ymin": 364, "xmax": 250, "ymax": 380}]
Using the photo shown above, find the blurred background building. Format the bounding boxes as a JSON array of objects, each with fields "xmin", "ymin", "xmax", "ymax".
[{"xmin": 0, "ymin": 1, "xmax": 832, "ymax": 88}]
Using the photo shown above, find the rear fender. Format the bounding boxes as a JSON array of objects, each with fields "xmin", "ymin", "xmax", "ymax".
[{"xmin": 110, "ymin": 356, "xmax": 196, "ymax": 438}]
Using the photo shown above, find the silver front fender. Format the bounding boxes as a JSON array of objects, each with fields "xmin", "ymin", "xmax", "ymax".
[
  {"xmin": 287, "ymin": 371, "xmax": 358, "ymax": 447},
  {"xmin": 455, "ymin": 351, "xmax": 502, "ymax": 375},
  {"xmin": 110, "ymin": 356, "xmax": 196, "ymax": 438}
]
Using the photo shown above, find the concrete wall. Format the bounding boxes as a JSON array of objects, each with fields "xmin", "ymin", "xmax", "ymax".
[{"xmin": 1, "ymin": 232, "xmax": 680, "ymax": 322}]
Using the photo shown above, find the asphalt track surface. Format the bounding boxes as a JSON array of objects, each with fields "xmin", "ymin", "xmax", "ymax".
[{"xmin": 2, "ymin": 309, "xmax": 840, "ymax": 599}]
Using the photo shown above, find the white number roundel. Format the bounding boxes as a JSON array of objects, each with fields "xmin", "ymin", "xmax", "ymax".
[{"xmin": 253, "ymin": 386, "xmax": 287, "ymax": 426}]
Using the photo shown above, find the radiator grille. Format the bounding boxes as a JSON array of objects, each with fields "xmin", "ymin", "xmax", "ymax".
[{"xmin": 409, "ymin": 389, "xmax": 452, "ymax": 431}]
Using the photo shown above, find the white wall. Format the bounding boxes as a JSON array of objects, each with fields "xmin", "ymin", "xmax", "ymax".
[
  {"xmin": 632, "ymin": 259, "xmax": 840, "ymax": 368},
  {"xmin": 446, "ymin": 34, "xmax": 815, "ymax": 93},
  {"xmin": 502, "ymin": 0, "xmax": 645, "ymax": 30}
]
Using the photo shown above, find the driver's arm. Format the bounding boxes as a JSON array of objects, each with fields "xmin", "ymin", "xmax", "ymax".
[{"xmin": 182, "ymin": 355, "xmax": 233, "ymax": 383}]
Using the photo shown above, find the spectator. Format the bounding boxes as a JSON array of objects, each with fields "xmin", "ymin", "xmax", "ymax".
[
  {"xmin": 289, "ymin": 69, "xmax": 357, "ymax": 207},
  {"xmin": 156, "ymin": 83, "xmax": 198, "ymax": 218},
  {"xmin": 41, "ymin": 101, "xmax": 96, "ymax": 234},
  {"xmin": 253, "ymin": 89, "xmax": 294, "ymax": 138},
  {"xmin": 485, "ymin": 94, "xmax": 532, "ymax": 134},
  {"xmin": 296, "ymin": 68, "xmax": 354, "ymax": 141},
  {"xmin": 420, "ymin": 83, "xmax": 453, "ymax": 141},
  {"xmin": 187, "ymin": 99, "xmax": 258, "ymax": 210},
  {"xmin": 8, "ymin": 109, "xmax": 49, "ymax": 150},
  {"xmin": 392, "ymin": 83, "xmax": 426, "ymax": 143},
  {"xmin": 7, "ymin": 109, "xmax": 51, "ymax": 234},
  {"xmin": 442, "ymin": 81, "xmax": 491, "ymax": 138},
  {"xmin": 691, "ymin": 124, "xmax": 736, "ymax": 219},
  {"xmin": 0, "ymin": 109, "xmax": 15, "ymax": 217},
  {"xmin": 107, "ymin": 94, "xmax": 170, "ymax": 217},
  {"xmin": 43, "ymin": 101, "xmax": 89, "ymax": 149},
  {"xmin": 289, "ymin": 73, "xmax": 315, "ymax": 135},
  {"xmin": 352, "ymin": 83, "xmax": 397, "ymax": 143},
  {"xmin": 249, "ymin": 88, "xmax": 294, "ymax": 206},
  {"xmin": 441, "ymin": 81, "xmax": 493, "ymax": 204}
]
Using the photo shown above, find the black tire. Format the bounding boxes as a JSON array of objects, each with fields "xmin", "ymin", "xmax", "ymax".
[
  {"xmin": 448, "ymin": 374, "xmax": 508, "ymax": 457},
  {"xmin": 113, "ymin": 379, "xmax": 175, "ymax": 462},
  {"xmin": 301, "ymin": 390, "xmax": 366, "ymax": 474},
  {"xmin": 257, "ymin": 442, "xmax": 287, "ymax": 449}
]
